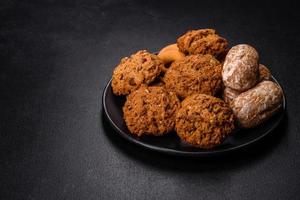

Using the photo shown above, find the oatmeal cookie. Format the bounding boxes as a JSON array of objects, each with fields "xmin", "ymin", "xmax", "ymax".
[
  {"xmin": 123, "ymin": 86, "xmax": 180, "ymax": 136},
  {"xmin": 112, "ymin": 50, "xmax": 164, "ymax": 95},
  {"xmin": 163, "ymin": 54, "xmax": 223, "ymax": 98},
  {"xmin": 175, "ymin": 94, "xmax": 235, "ymax": 149},
  {"xmin": 177, "ymin": 29, "xmax": 228, "ymax": 59}
]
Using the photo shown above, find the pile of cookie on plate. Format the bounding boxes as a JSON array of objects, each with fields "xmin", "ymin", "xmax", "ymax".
[{"xmin": 111, "ymin": 29, "xmax": 283, "ymax": 149}]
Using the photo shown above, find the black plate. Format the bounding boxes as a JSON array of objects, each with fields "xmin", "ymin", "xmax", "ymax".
[{"xmin": 102, "ymin": 77, "xmax": 286, "ymax": 157}]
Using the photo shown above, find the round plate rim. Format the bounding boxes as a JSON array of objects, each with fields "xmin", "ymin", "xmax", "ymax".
[{"xmin": 102, "ymin": 76, "xmax": 286, "ymax": 157}]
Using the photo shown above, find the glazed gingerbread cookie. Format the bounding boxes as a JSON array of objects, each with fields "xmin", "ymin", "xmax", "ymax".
[
  {"xmin": 259, "ymin": 64, "xmax": 272, "ymax": 82},
  {"xmin": 222, "ymin": 44, "xmax": 259, "ymax": 92},
  {"xmin": 222, "ymin": 63, "xmax": 273, "ymax": 105},
  {"xmin": 231, "ymin": 81, "xmax": 283, "ymax": 128}
]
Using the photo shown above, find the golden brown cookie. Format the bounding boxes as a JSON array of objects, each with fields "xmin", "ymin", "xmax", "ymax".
[
  {"xmin": 163, "ymin": 54, "xmax": 223, "ymax": 98},
  {"xmin": 111, "ymin": 50, "xmax": 164, "ymax": 95},
  {"xmin": 157, "ymin": 44, "xmax": 185, "ymax": 67},
  {"xmin": 175, "ymin": 94, "xmax": 235, "ymax": 149},
  {"xmin": 177, "ymin": 29, "xmax": 228, "ymax": 59},
  {"xmin": 123, "ymin": 86, "xmax": 180, "ymax": 136}
]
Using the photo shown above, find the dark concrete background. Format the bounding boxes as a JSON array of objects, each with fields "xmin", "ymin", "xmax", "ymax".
[{"xmin": 1, "ymin": 0, "xmax": 299, "ymax": 199}]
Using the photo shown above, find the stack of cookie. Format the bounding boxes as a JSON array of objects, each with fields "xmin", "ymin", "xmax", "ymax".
[
  {"xmin": 222, "ymin": 44, "xmax": 283, "ymax": 128},
  {"xmin": 222, "ymin": 44, "xmax": 272, "ymax": 105},
  {"xmin": 111, "ymin": 28, "xmax": 283, "ymax": 149}
]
